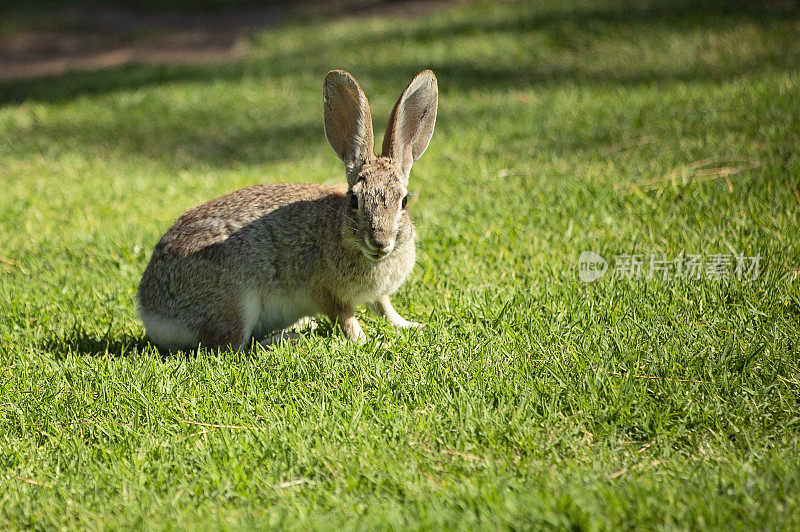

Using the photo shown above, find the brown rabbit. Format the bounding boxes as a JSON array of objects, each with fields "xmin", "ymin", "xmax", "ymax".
[{"xmin": 137, "ymin": 70, "xmax": 438, "ymax": 350}]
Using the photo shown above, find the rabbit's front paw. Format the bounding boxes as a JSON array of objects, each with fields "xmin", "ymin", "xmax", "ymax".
[
  {"xmin": 369, "ymin": 295, "xmax": 424, "ymax": 331},
  {"xmin": 393, "ymin": 319, "xmax": 424, "ymax": 330},
  {"xmin": 341, "ymin": 315, "xmax": 367, "ymax": 344}
]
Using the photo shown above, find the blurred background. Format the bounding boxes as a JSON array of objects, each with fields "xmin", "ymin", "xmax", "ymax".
[{"xmin": 0, "ymin": 1, "xmax": 450, "ymax": 82}]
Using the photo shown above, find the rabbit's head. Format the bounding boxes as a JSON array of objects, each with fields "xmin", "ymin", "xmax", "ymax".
[{"xmin": 324, "ymin": 70, "xmax": 438, "ymax": 261}]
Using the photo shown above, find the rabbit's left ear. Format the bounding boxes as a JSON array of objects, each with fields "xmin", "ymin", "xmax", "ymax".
[{"xmin": 382, "ymin": 70, "xmax": 438, "ymax": 180}]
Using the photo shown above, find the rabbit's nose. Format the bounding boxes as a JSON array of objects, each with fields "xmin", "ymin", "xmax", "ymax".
[{"xmin": 364, "ymin": 234, "xmax": 395, "ymax": 254}]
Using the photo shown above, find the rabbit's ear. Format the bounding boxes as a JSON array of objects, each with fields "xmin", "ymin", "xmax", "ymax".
[
  {"xmin": 382, "ymin": 70, "xmax": 438, "ymax": 180},
  {"xmin": 324, "ymin": 70, "xmax": 375, "ymax": 183}
]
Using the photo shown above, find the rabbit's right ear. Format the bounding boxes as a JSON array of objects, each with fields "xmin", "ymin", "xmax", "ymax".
[{"xmin": 324, "ymin": 70, "xmax": 375, "ymax": 183}]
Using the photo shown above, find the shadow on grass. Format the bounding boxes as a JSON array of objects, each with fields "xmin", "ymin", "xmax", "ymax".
[
  {"xmin": 38, "ymin": 318, "xmax": 339, "ymax": 359},
  {"xmin": 0, "ymin": 1, "xmax": 797, "ymax": 170},
  {"xmin": 1, "ymin": 1, "xmax": 797, "ymax": 104},
  {"xmin": 39, "ymin": 326, "xmax": 153, "ymax": 358}
]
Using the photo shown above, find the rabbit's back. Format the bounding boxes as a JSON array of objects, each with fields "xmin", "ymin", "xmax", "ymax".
[{"xmin": 154, "ymin": 182, "xmax": 345, "ymax": 258}]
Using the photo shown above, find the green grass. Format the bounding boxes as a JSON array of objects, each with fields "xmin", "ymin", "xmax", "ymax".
[{"xmin": 2, "ymin": 0, "xmax": 800, "ymax": 528}]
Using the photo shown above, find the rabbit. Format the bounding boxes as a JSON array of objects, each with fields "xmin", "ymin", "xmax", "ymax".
[{"xmin": 137, "ymin": 69, "xmax": 438, "ymax": 350}]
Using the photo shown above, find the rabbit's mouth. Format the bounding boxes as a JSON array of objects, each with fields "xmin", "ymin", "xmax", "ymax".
[
  {"xmin": 361, "ymin": 247, "xmax": 391, "ymax": 261},
  {"xmin": 361, "ymin": 235, "xmax": 395, "ymax": 261}
]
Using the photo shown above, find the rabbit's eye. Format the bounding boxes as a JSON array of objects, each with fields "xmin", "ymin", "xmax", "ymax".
[
  {"xmin": 401, "ymin": 194, "xmax": 409, "ymax": 209},
  {"xmin": 350, "ymin": 193, "xmax": 359, "ymax": 211}
]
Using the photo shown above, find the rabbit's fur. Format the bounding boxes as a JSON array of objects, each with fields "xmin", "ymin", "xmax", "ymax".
[{"xmin": 137, "ymin": 70, "xmax": 438, "ymax": 350}]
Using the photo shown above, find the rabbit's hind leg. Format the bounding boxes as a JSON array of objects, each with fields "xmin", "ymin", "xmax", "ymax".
[
  {"xmin": 198, "ymin": 298, "xmax": 254, "ymax": 351},
  {"xmin": 256, "ymin": 316, "xmax": 316, "ymax": 349},
  {"xmin": 259, "ymin": 330, "xmax": 303, "ymax": 347}
]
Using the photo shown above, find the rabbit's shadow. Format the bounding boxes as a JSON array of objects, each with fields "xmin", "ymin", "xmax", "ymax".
[
  {"xmin": 38, "ymin": 327, "xmax": 153, "ymax": 359},
  {"xmin": 37, "ymin": 319, "xmax": 342, "ymax": 359}
]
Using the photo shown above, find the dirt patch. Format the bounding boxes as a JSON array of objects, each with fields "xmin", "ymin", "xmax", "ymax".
[
  {"xmin": 0, "ymin": 1, "xmax": 454, "ymax": 81},
  {"xmin": 0, "ymin": 4, "xmax": 287, "ymax": 81}
]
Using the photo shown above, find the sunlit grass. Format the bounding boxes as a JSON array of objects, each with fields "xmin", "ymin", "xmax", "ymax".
[{"xmin": 1, "ymin": 0, "xmax": 799, "ymax": 528}]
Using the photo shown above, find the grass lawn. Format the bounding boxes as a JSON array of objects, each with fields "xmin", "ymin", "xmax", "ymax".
[{"xmin": 1, "ymin": 0, "xmax": 800, "ymax": 528}]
